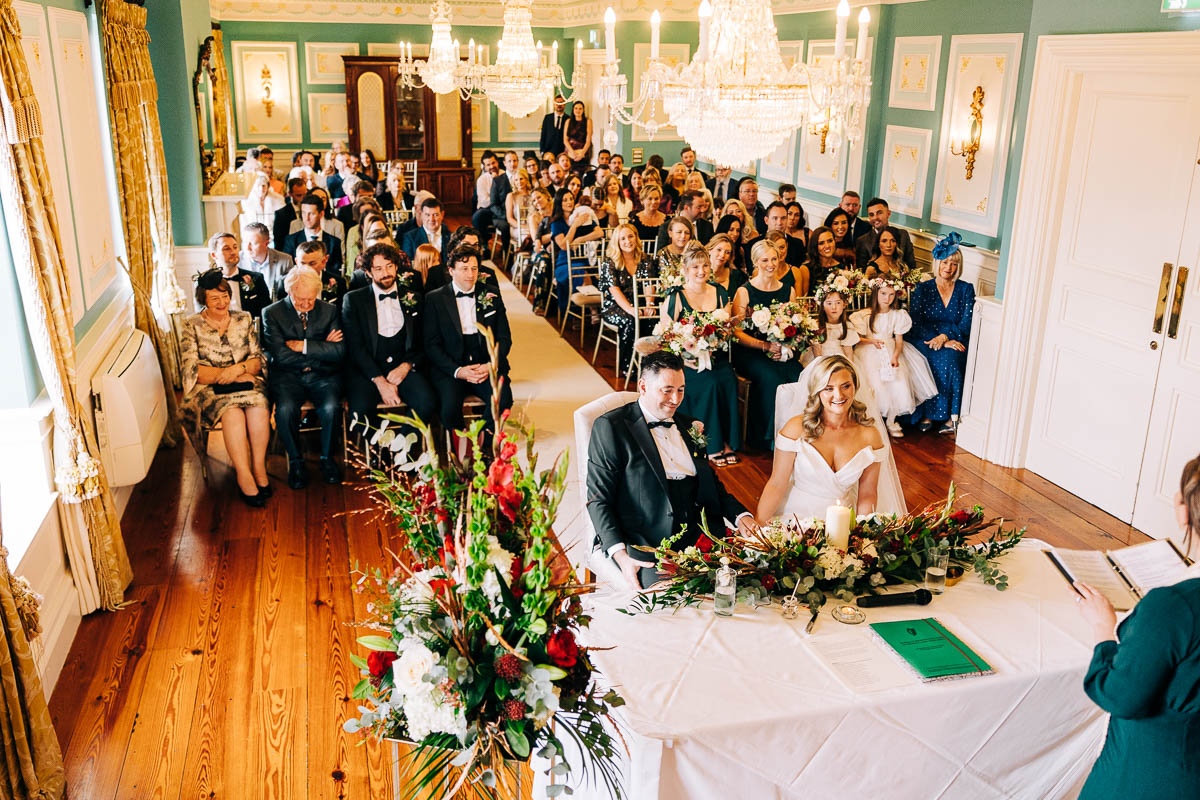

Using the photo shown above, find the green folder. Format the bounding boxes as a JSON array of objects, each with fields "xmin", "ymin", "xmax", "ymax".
[{"xmin": 869, "ymin": 618, "xmax": 994, "ymax": 682}]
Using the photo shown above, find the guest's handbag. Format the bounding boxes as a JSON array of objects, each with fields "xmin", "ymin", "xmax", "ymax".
[{"xmin": 211, "ymin": 381, "xmax": 255, "ymax": 395}]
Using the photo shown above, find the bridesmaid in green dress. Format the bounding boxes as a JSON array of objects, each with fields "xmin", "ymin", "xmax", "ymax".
[
  {"xmin": 660, "ymin": 241, "xmax": 740, "ymax": 465},
  {"xmin": 732, "ymin": 239, "xmax": 802, "ymax": 450},
  {"xmin": 706, "ymin": 233, "xmax": 747, "ymax": 297},
  {"xmin": 1075, "ymin": 453, "xmax": 1200, "ymax": 800}
]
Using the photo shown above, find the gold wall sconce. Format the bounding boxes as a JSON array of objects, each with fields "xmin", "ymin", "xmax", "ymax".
[
  {"xmin": 950, "ymin": 85, "xmax": 985, "ymax": 179},
  {"xmin": 260, "ymin": 64, "xmax": 274, "ymax": 117}
]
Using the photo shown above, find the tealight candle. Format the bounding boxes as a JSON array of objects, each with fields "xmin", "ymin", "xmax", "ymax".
[{"xmin": 825, "ymin": 501, "xmax": 852, "ymax": 551}]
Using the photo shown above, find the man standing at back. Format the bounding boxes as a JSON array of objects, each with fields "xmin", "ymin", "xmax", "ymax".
[{"xmin": 539, "ymin": 95, "xmax": 567, "ymax": 159}]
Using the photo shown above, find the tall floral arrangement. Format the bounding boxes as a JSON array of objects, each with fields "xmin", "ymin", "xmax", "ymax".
[{"xmin": 345, "ymin": 331, "xmax": 625, "ymax": 798}]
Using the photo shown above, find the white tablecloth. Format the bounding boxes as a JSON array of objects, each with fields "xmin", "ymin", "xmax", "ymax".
[{"xmin": 540, "ymin": 541, "xmax": 1107, "ymax": 800}]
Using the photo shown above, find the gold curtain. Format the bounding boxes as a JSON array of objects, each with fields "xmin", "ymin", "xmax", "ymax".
[
  {"xmin": 0, "ymin": 0, "xmax": 133, "ymax": 614},
  {"xmin": 98, "ymin": 0, "xmax": 184, "ymax": 446}
]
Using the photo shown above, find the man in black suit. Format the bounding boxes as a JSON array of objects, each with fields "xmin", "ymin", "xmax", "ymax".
[
  {"xmin": 738, "ymin": 178, "xmax": 768, "ymax": 233},
  {"xmin": 489, "ymin": 151, "xmax": 520, "ymax": 249},
  {"xmin": 206, "ymin": 232, "xmax": 272, "ymax": 318},
  {"xmin": 262, "ymin": 266, "xmax": 345, "ymax": 488},
  {"xmin": 586, "ymin": 351, "xmax": 755, "ymax": 590},
  {"xmin": 278, "ymin": 240, "xmax": 348, "ymax": 307},
  {"xmin": 707, "ymin": 165, "xmax": 736, "ymax": 207},
  {"xmin": 341, "ymin": 243, "xmax": 439, "ymax": 433},
  {"xmin": 335, "ymin": 181, "xmax": 378, "ymax": 231},
  {"xmin": 745, "ymin": 202, "xmax": 805, "ymax": 267},
  {"xmin": 424, "ymin": 227, "xmax": 500, "ymax": 294},
  {"xmin": 273, "ymin": 177, "xmax": 308, "ymax": 247},
  {"xmin": 423, "ymin": 244, "xmax": 513, "ymax": 439},
  {"xmin": 539, "ymin": 95, "xmax": 567, "ymax": 158},
  {"xmin": 401, "ymin": 197, "xmax": 451, "ymax": 259},
  {"xmin": 655, "ymin": 190, "xmax": 714, "ymax": 249},
  {"xmin": 840, "ymin": 190, "xmax": 872, "ymax": 243},
  {"xmin": 855, "ymin": 197, "xmax": 917, "ymax": 270},
  {"xmin": 281, "ymin": 193, "xmax": 343, "ymax": 275},
  {"xmin": 679, "ymin": 146, "xmax": 709, "ymax": 182}
]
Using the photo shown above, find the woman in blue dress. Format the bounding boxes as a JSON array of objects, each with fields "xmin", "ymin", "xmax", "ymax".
[
  {"xmin": 909, "ymin": 233, "xmax": 975, "ymax": 435},
  {"xmin": 550, "ymin": 187, "xmax": 602, "ymax": 317},
  {"xmin": 1074, "ymin": 454, "xmax": 1200, "ymax": 800}
]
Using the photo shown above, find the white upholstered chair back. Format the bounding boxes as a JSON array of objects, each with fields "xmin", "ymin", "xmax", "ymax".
[{"xmin": 572, "ymin": 391, "xmax": 638, "ymax": 586}]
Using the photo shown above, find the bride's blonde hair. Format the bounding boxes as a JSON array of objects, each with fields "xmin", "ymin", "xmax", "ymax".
[{"xmin": 801, "ymin": 355, "xmax": 874, "ymax": 441}]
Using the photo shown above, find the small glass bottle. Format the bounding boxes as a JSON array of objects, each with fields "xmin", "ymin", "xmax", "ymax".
[{"xmin": 714, "ymin": 557, "xmax": 736, "ymax": 617}]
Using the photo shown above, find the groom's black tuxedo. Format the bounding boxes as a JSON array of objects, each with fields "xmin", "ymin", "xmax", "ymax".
[{"xmin": 586, "ymin": 401, "xmax": 747, "ymax": 580}]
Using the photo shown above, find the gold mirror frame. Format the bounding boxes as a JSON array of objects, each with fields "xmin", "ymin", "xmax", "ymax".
[{"xmin": 193, "ymin": 25, "xmax": 233, "ymax": 192}]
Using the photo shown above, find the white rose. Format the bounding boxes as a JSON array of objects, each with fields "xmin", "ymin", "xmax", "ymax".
[
  {"xmin": 652, "ymin": 320, "xmax": 667, "ymax": 336},
  {"xmin": 711, "ymin": 308, "xmax": 730, "ymax": 322},
  {"xmin": 393, "ymin": 642, "xmax": 437, "ymax": 696},
  {"xmin": 751, "ymin": 308, "xmax": 771, "ymax": 330}
]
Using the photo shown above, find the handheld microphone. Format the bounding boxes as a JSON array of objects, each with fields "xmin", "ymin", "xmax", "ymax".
[{"xmin": 856, "ymin": 589, "xmax": 933, "ymax": 608}]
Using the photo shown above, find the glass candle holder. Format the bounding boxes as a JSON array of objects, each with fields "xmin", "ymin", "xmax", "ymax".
[{"xmin": 781, "ymin": 596, "xmax": 801, "ymax": 619}]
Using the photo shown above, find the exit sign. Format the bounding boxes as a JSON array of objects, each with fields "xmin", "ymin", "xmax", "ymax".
[{"xmin": 1163, "ymin": 0, "xmax": 1200, "ymax": 11}]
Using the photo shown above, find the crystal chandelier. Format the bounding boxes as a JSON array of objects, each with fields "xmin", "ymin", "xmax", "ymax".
[
  {"xmin": 598, "ymin": 0, "xmax": 871, "ymax": 167},
  {"xmin": 474, "ymin": 0, "xmax": 579, "ymax": 118},
  {"xmin": 395, "ymin": 0, "xmax": 466, "ymax": 95}
]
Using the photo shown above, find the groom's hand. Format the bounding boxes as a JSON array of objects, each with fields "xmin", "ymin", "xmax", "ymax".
[
  {"xmin": 611, "ymin": 549, "xmax": 643, "ymax": 592},
  {"xmin": 735, "ymin": 514, "xmax": 760, "ymax": 538}
]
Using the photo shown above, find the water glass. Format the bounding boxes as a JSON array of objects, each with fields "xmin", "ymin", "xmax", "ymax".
[{"xmin": 925, "ymin": 549, "xmax": 949, "ymax": 594}]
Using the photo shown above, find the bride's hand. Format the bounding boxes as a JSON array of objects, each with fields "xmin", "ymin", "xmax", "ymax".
[{"xmin": 736, "ymin": 515, "xmax": 760, "ymax": 537}]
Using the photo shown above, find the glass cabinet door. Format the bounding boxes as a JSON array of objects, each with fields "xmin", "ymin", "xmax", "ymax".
[{"xmin": 394, "ymin": 79, "xmax": 426, "ymax": 161}]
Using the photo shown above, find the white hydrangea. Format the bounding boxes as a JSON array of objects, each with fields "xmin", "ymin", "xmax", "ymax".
[
  {"xmin": 485, "ymin": 535, "xmax": 515, "ymax": 578},
  {"xmin": 403, "ymin": 689, "xmax": 467, "ymax": 742}
]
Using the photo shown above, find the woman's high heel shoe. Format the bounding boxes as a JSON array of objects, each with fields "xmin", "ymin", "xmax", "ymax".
[{"xmin": 238, "ymin": 488, "xmax": 267, "ymax": 508}]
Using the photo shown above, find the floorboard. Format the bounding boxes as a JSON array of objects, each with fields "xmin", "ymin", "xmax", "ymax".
[{"xmin": 51, "ymin": 263, "xmax": 1150, "ymax": 798}]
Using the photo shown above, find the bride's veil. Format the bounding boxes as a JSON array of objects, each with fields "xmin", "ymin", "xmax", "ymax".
[{"xmin": 773, "ymin": 356, "xmax": 908, "ymax": 516}]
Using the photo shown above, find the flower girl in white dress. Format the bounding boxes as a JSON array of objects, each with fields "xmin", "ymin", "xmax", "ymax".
[
  {"xmin": 803, "ymin": 288, "xmax": 858, "ymax": 362},
  {"xmin": 849, "ymin": 278, "xmax": 938, "ymax": 438}
]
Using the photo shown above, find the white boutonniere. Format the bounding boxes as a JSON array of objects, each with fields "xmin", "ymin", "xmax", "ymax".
[{"xmin": 687, "ymin": 420, "xmax": 706, "ymax": 450}]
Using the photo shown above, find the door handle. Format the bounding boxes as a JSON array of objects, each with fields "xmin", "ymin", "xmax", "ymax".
[
  {"xmin": 1152, "ymin": 262, "xmax": 1173, "ymax": 334},
  {"xmin": 1167, "ymin": 266, "xmax": 1189, "ymax": 339}
]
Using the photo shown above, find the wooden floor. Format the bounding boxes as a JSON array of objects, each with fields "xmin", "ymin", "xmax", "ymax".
[{"xmin": 52, "ymin": 277, "xmax": 1147, "ymax": 799}]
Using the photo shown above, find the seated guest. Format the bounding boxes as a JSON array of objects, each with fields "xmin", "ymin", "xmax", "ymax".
[
  {"xmin": 273, "ymin": 177, "xmax": 308, "ymax": 248},
  {"xmin": 680, "ymin": 145, "xmax": 709, "ymax": 182},
  {"xmin": 805, "ymin": 225, "xmax": 845, "ymax": 290},
  {"xmin": 707, "ymin": 164, "xmax": 737, "ymax": 206},
  {"xmin": 240, "ymin": 174, "xmax": 284, "ymax": 225},
  {"xmin": 656, "ymin": 190, "xmax": 713, "ymax": 250},
  {"xmin": 706, "ymin": 233, "xmax": 746, "ymax": 296},
  {"xmin": 839, "ymin": 190, "xmax": 872, "ymax": 242},
  {"xmin": 855, "ymin": 198, "xmax": 916, "ymax": 270},
  {"xmin": 822, "ymin": 207, "xmax": 858, "ymax": 266},
  {"xmin": 767, "ymin": 230, "xmax": 808, "ymax": 296},
  {"xmin": 732, "ymin": 240, "xmax": 803, "ymax": 450},
  {"xmin": 583, "ymin": 148, "xmax": 612, "ymax": 186},
  {"xmin": 411, "ymin": 243, "xmax": 440, "ymax": 290},
  {"xmin": 599, "ymin": 173, "xmax": 633, "ymax": 227},
  {"xmin": 401, "ymin": 197, "xmax": 451, "ymax": 259},
  {"xmin": 722, "ymin": 197, "xmax": 758, "ymax": 242},
  {"xmin": 863, "ymin": 225, "xmax": 906, "ymax": 282},
  {"xmin": 714, "ymin": 214, "xmax": 747, "ymax": 274},
  {"xmin": 347, "ymin": 209, "xmax": 386, "ymax": 274},
  {"xmin": 632, "ymin": 185, "xmax": 666, "ymax": 243},
  {"xmin": 777, "ymin": 183, "xmax": 797, "ymax": 205},
  {"xmin": 1074, "ymin": 454, "xmax": 1200, "ymax": 800},
  {"xmin": 745, "ymin": 201, "xmax": 805, "ymax": 272},
  {"xmin": 597, "ymin": 223, "xmax": 655, "ymax": 376},
  {"xmin": 663, "ymin": 162, "xmax": 688, "ymax": 211},
  {"xmin": 425, "ymin": 227, "xmax": 499, "ymax": 294},
  {"xmin": 423, "ymin": 245, "xmax": 514, "ymax": 441},
  {"xmin": 180, "ymin": 270, "xmax": 271, "ymax": 507},
  {"xmin": 207, "ymin": 232, "xmax": 271, "ymax": 318},
  {"xmin": 325, "ymin": 151, "xmax": 356, "ymax": 203},
  {"xmin": 348, "ymin": 228, "xmax": 408, "ymax": 293},
  {"xmin": 280, "ymin": 240, "xmax": 347, "ymax": 307},
  {"xmin": 490, "ymin": 150, "xmax": 521, "ymax": 249},
  {"xmin": 238, "ymin": 222, "xmax": 293, "ymax": 297},
  {"xmin": 660, "ymin": 241, "xmax": 741, "ymax": 465},
  {"xmin": 909, "ymin": 234, "xmax": 974, "ymax": 435},
  {"xmin": 358, "ymin": 148, "xmax": 380, "ymax": 186},
  {"xmin": 397, "ymin": 190, "xmax": 434, "ymax": 239},
  {"xmin": 738, "ymin": 178, "xmax": 768, "ymax": 233},
  {"xmin": 586, "ymin": 350, "xmax": 754, "ymax": 590},
  {"xmin": 342, "ymin": 243, "xmax": 439, "ymax": 432},
  {"xmin": 281, "ymin": 193, "xmax": 344, "ymax": 275},
  {"xmin": 656, "ymin": 216, "xmax": 694, "ymax": 286},
  {"xmin": 785, "ymin": 200, "xmax": 809, "ymax": 249},
  {"xmin": 472, "ymin": 150, "xmax": 500, "ymax": 235},
  {"xmin": 551, "ymin": 188, "xmax": 603, "ymax": 316},
  {"xmin": 262, "ymin": 266, "xmax": 345, "ymax": 488},
  {"xmin": 505, "ymin": 168, "xmax": 534, "ymax": 245},
  {"xmin": 377, "ymin": 167, "xmax": 414, "ymax": 213},
  {"xmin": 336, "ymin": 180, "xmax": 378, "ymax": 230}
]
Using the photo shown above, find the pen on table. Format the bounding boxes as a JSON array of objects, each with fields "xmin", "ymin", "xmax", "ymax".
[{"xmin": 806, "ymin": 605, "xmax": 819, "ymax": 634}]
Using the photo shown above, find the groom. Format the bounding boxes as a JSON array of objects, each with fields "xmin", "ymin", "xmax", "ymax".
[{"xmin": 587, "ymin": 351, "xmax": 757, "ymax": 590}]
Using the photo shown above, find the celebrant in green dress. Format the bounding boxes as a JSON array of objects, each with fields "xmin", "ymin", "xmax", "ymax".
[
  {"xmin": 660, "ymin": 241, "xmax": 740, "ymax": 465},
  {"xmin": 1075, "ymin": 453, "xmax": 1200, "ymax": 800}
]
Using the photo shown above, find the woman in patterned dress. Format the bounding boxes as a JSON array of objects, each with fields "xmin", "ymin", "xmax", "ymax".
[
  {"xmin": 909, "ymin": 234, "xmax": 975, "ymax": 435},
  {"xmin": 597, "ymin": 224, "xmax": 656, "ymax": 376},
  {"xmin": 180, "ymin": 271, "xmax": 271, "ymax": 506}
]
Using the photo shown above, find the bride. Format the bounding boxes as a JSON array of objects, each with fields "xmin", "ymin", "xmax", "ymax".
[{"xmin": 757, "ymin": 355, "xmax": 907, "ymax": 523}]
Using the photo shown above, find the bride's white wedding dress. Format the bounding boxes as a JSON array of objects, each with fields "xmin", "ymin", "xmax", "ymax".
[{"xmin": 770, "ymin": 358, "xmax": 909, "ymax": 520}]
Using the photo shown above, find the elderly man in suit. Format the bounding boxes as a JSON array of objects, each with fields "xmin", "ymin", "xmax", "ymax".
[
  {"xmin": 539, "ymin": 95, "xmax": 567, "ymax": 158},
  {"xmin": 401, "ymin": 197, "xmax": 451, "ymax": 259},
  {"xmin": 707, "ymin": 165, "xmax": 736, "ymax": 206},
  {"xmin": 854, "ymin": 197, "xmax": 917, "ymax": 270},
  {"xmin": 281, "ymin": 193, "xmax": 344, "ymax": 275},
  {"xmin": 207, "ymin": 231, "xmax": 272, "ymax": 318},
  {"xmin": 586, "ymin": 351, "xmax": 756, "ymax": 590},
  {"xmin": 341, "ymin": 242, "xmax": 439, "ymax": 431},
  {"xmin": 423, "ymin": 244, "xmax": 513, "ymax": 443},
  {"xmin": 262, "ymin": 266, "xmax": 345, "ymax": 489},
  {"xmin": 239, "ymin": 222, "xmax": 293, "ymax": 296}
]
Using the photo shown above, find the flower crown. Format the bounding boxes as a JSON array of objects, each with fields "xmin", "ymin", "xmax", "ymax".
[
  {"xmin": 932, "ymin": 231, "xmax": 962, "ymax": 261},
  {"xmin": 867, "ymin": 274, "xmax": 908, "ymax": 295}
]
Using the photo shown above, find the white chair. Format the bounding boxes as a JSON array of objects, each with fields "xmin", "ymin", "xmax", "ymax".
[
  {"xmin": 572, "ymin": 391, "xmax": 639, "ymax": 588},
  {"xmin": 640, "ymin": 238, "xmax": 659, "ymax": 256},
  {"xmin": 558, "ymin": 243, "xmax": 602, "ymax": 343},
  {"xmin": 623, "ymin": 274, "xmax": 664, "ymax": 389}
]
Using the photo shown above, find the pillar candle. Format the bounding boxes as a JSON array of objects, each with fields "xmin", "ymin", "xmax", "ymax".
[
  {"xmin": 698, "ymin": 0, "xmax": 712, "ymax": 63},
  {"xmin": 650, "ymin": 10, "xmax": 661, "ymax": 60},
  {"xmin": 834, "ymin": 0, "xmax": 849, "ymax": 61},
  {"xmin": 855, "ymin": 8, "xmax": 870, "ymax": 63},
  {"xmin": 825, "ymin": 501, "xmax": 852, "ymax": 551},
  {"xmin": 605, "ymin": 7, "xmax": 616, "ymax": 63}
]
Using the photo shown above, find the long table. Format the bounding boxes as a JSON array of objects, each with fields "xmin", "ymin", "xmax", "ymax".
[{"xmin": 540, "ymin": 541, "xmax": 1108, "ymax": 800}]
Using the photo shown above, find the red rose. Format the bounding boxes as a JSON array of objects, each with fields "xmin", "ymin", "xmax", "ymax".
[
  {"xmin": 367, "ymin": 650, "xmax": 398, "ymax": 679},
  {"xmin": 546, "ymin": 629, "xmax": 578, "ymax": 668},
  {"xmin": 761, "ymin": 574, "xmax": 777, "ymax": 592},
  {"xmin": 783, "ymin": 325, "xmax": 797, "ymax": 337},
  {"xmin": 950, "ymin": 510, "xmax": 971, "ymax": 524},
  {"xmin": 702, "ymin": 324, "xmax": 715, "ymax": 336},
  {"xmin": 696, "ymin": 533, "xmax": 714, "ymax": 554}
]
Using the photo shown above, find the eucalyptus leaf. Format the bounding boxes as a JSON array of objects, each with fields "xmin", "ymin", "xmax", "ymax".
[{"xmin": 505, "ymin": 724, "xmax": 531, "ymax": 759}]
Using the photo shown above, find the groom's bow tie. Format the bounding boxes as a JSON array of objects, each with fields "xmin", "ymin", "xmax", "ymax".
[{"xmin": 647, "ymin": 419, "xmax": 676, "ymax": 430}]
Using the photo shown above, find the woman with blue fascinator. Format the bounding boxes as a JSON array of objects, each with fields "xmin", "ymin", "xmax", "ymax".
[{"xmin": 908, "ymin": 232, "xmax": 975, "ymax": 434}]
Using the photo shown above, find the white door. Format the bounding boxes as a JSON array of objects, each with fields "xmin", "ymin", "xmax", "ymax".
[
  {"xmin": 1026, "ymin": 67, "xmax": 1200, "ymax": 521},
  {"xmin": 1132, "ymin": 161, "xmax": 1200, "ymax": 540}
]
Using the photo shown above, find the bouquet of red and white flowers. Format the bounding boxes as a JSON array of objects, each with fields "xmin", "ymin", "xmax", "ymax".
[
  {"xmin": 345, "ymin": 331, "xmax": 625, "ymax": 798},
  {"xmin": 653, "ymin": 308, "xmax": 735, "ymax": 371},
  {"xmin": 742, "ymin": 300, "xmax": 818, "ymax": 361}
]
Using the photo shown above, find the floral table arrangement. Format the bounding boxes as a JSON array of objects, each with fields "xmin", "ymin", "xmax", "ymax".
[
  {"xmin": 653, "ymin": 308, "xmax": 735, "ymax": 371},
  {"xmin": 344, "ymin": 333, "xmax": 625, "ymax": 798},
  {"xmin": 741, "ymin": 300, "xmax": 819, "ymax": 362},
  {"xmin": 623, "ymin": 486, "xmax": 1024, "ymax": 615}
]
